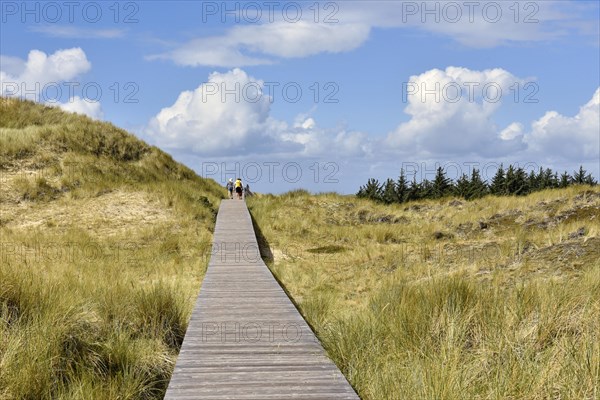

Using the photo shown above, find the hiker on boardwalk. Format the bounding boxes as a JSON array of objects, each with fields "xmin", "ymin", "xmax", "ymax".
[
  {"xmin": 234, "ymin": 178, "xmax": 243, "ymax": 200},
  {"xmin": 226, "ymin": 178, "xmax": 234, "ymax": 199},
  {"xmin": 244, "ymin": 184, "xmax": 252, "ymax": 198}
]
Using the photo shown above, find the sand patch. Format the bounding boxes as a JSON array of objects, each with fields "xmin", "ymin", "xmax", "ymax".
[{"xmin": 2, "ymin": 189, "xmax": 172, "ymax": 238}]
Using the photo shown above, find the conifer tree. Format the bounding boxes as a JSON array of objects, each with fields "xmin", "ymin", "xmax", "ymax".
[
  {"xmin": 490, "ymin": 164, "xmax": 506, "ymax": 195},
  {"xmin": 395, "ymin": 168, "xmax": 409, "ymax": 203},
  {"xmin": 542, "ymin": 168, "xmax": 555, "ymax": 189},
  {"xmin": 420, "ymin": 179, "xmax": 434, "ymax": 199},
  {"xmin": 432, "ymin": 167, "xmax": 452, "ymax": 198},
  {"xmin": 406, "ymin": 175, "xmax": 421, "ymax": 202},
  {"xmin": 382, "ymin": 178, "xmax": 397, "ymax": 204},
  {"xmin": 528, "ymin": 169, "xmax": 539, "ymax": 192},
  {"xmin": 550, "ymin": 172, "xmax": 559, "ymax": 189},
  {"xmin": 513, "ymin": 167, "xmax": 529, "ymax": 196},
  {"xmin": 357, "ymin": 178, "xmax": 383, "ymax": 201},
  {"xmin": 355, "ymin": 163, "xmax": 594, "ymax": 204},
  {"xmin": 467, "ymin": 168, "xmax": 488, "ymax": 199},
  {"xmin": 573, "ymin": 166, "xmax": 586, "ymax": 184},
  {"xmin": 455, "ymin": 173, "xmax": 470, "ymax": 199},
  {"xmin": 559, "ymin": 171, "xmax": 571, "ymax": 188}
]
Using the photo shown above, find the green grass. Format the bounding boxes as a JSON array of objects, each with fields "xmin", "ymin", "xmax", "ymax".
[
  {"xmin": 247, "ymin": 187, "xmax": 600, "ymax": 399},
  {"xmin": 0, "ymin": 98, "xmax": 226, "ymax": 399}
]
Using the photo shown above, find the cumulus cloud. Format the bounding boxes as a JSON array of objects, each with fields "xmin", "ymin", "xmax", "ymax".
[
  {"xmin": 0, "ymin": 55, "xmax": 26, "ymax": 76},
  {"xmin": 149, "ymin": 21, "xmax": 370, "ymax": 67},
  {"xmin": 385, "ymin": 66, "xmax": 528, "ymax": 157},
  {"xmin": 55, "ymin": 96, "xmax": 104, "ymax": 120},
  {"xmin": 525, "ymin": 88, "xmax": 599, "ymax": 160},
  {"xmin": 144, "ymin": 68, "xmax": 370, "ymax": 157},
  {"xmin": 0, "ymin": 48, "xmax": 103, "ymax": 119},
  {"xmin": 385, "ymin": 67, "xmax": 598, "ymax": 164},
  {"xmin": 0, "ymin": 48, "xmax": 91, "ymax": 91},
  {"xmin": 145, "ymin": 68, "xmax": 276, "ymax": 154}
]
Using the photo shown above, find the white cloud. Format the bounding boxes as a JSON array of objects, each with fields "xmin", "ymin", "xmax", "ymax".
[
  {"xmin": 385, "ymin": 67, "xmax": 599, "ymax": 163},
  {"xmin": 149, "ymin": 21, "xmax": 370, "ymax": 67},
  {"xmin": 1, "ymin": 48, "xmax": 103, "ymax": 119},
  {"xmin": 339, "ymin": 0, "xmax": 596, "ymax": 48},
  {"xmin": 145, "ymin": 67, "xmax": 596, "ymax": 174},
  {"xmin": 525, "ymin": 88, "xmax": 599, "ymax": 160},
  {"xmin": 385, "ymin": 67, "xmax": 528, "ymax": 157},
  {"xmin": 1, "ymin": 48, "xmax": 91, "ymax": 97},
  {"xmin": 149, "ymin": 2, "xmax": 596, "ymax": 68},
  {"xmin": 30, "ymin": 25, "xmax": 125, "ymax": 39},
  {"xmin": 145, "ymin": 68, "xmax": 275, "ymax": 154},
  {"xmin": 500, "ymin": 122, "xmax": 524, "ymax": 141},
  {"xmin": 54, "ymin": 96, "xmax": 104, "ymax": 120},
  {"xmin": 144, "ymin": 68, "xmax": 370, "ymax": 157},
  {"xmin": 0, "ymin": 55, "xmax": 25, "ymax": 76}
]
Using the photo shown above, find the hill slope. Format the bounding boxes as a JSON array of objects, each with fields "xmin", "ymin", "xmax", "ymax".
[
  {"xmin": 0, "ymin": 98, "xmax": 225, "ymax": 399},
  {"xmin": 248, "ymin": 187, "xmax": 600, "ymax": 399}
]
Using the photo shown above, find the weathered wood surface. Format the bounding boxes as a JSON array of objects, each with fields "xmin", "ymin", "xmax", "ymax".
[{"xmin": 164, "ymin": 199, "xmax": 359, "ymax": 399}]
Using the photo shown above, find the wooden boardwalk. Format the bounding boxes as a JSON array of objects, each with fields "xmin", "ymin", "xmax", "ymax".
[{"xmin": 164, "ymin": 199, "xmax": 359, "ymax": 399}]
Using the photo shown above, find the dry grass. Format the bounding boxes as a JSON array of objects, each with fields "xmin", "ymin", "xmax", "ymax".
[
  {"xmin": 2, "ymin": 98, "xmax": 598, "ymax": 399},
  {"xmin": 248, "ymin": 186, "xmax": 600, "ymax": 399},
  {"xmin": 0, "ymin": 99, "xmax": 225, "ymax": 399}
]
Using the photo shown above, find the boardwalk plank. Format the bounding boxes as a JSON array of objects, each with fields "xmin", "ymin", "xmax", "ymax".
[{"xmin": 164, "ymin": 200, "xmax": 358, "ymax": 399}]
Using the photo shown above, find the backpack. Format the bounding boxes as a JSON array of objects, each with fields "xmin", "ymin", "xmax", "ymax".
[{"xmin": 235, "ymin": 180, "xmax": 242, "ymax": 189}]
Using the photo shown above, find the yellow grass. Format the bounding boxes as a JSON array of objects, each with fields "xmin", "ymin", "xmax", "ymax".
[
  {"xmin": 248, "ymin": 187, "xmax": 600, "ymax": 399},
  {"xmin": 0, "ymin": 99, "xmax": 225, "ymax": 399},
  {"xmin": 2, "ymin": 98, "xmax": 598, "ymax": 399}
]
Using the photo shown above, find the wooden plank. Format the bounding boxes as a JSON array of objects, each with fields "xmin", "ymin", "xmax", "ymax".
[{"xmin": 164, "ymin": 199, "xmax": 358, "ymax": 399}]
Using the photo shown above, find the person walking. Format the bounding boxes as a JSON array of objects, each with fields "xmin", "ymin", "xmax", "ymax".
[
  {"xmin": 234, "ymin": 178, "xmax": 243, "ymax": 200},
  {"xmin": 226, "ymin": 178, "xmax": 234, "ymax": 199}
]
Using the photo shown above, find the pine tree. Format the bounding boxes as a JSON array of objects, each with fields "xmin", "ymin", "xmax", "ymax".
[
  {"xmin": 550, "ymin": 172, "xmax": 559, "ymax": 188},
  {"xmin": 505, "ymin": 165, "xmax": 520, "ymax": 195},
  {"xmin": 420, "ymin": 179, "xmax": 434, "ymax": 199},
  {"xmin": 357, "ymin": 178, "xmax": 383, "ymax": 201},
  {"xmin": 395, "ymin": 168, "xmax": 409, "ymax": 203},
  {"xmin": 504, "ymin": 165, "xmax": 528, "ymax": 195},
  {"xmin": 542, "ymin": 168, "xmax": 555, "ymax": 189},
  {"xmin": 382, "ymin": 178, "xmax": 397, "ymax": 204},
  {"xmin": 455, "ymin": 173, "xmax": 470, "ymax": 199},
  {"xmin": 573, "ymin": 166, "xmax": 588, "ymax": 185},
  {"xmin": 559, "ymin": 171, "xmax": 571, "ymax": 188},
  {"xmin": 490, "ymin": 164, "xmax": 506, "ymax": 195},
  {"xmin": 467, "ymin": 168, "xmax": 488, "ymax": 199},
  {"xmin": 406, "ymin": 175, "xmax": 421, "ymax": 202},
  {"xmin": 356, "ymin": 163, "xmax": 593, "ymax": 205},
  {"xmin": 514, "ymin": 167, "xmax": 529, "ymax": 196},
  {"xmin": 528, "ymin": 169, "xmax": 539, "ymax": 192},
  {"xmin": 432, "ymin": 167, "xmax": 452, "ymax": 198}
]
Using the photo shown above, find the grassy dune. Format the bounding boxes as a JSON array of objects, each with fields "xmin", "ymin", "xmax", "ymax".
[
  {"xmin": 248, "ymin": 188, "xmax": 600, "ymax": 399},
  {"xmin": 0, "ymin": 98, "xmax": 225, "ymax": 399},
  {"xmin": 2, "ymin": 98, "xmax": 598, "ymax": 399}
]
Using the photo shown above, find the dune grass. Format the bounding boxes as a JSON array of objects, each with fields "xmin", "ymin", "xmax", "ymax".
[
  {"xmin": 247, "ymin": 187, "xmax": 600, "ymax": 399},
  {"xmin": 2, "ymin": 98, "xmax": 598, "ymax": 399},
  {"xmin": 0, "ymin": 98, "xmax": 225, "ymax": 399}
]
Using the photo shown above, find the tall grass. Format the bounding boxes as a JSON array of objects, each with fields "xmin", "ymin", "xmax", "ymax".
[
  {"xmin": 0, "ymin": 98, "xmax": 226, "ymax": 399},
  {"xmin": 248, "ymin": 186, "xmax": 600, "ymax": 399}
]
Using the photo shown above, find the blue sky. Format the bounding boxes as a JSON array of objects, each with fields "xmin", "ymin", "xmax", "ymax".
[{"xmin": 1, "ymin": 0, "xmax": 599, "ymax": 193}]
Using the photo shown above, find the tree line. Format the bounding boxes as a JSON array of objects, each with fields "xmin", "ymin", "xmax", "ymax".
[{"xmin": 356, "ymin": 165, "xmax": 597, "ymax": 203}]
